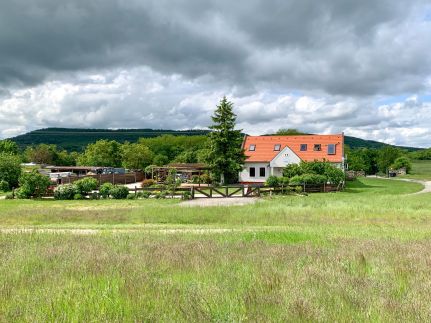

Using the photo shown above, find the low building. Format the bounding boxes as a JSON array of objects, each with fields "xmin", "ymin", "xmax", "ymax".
[{"xmin": 239, "ymin": 134, "xmax": 345, "ymax": 183}]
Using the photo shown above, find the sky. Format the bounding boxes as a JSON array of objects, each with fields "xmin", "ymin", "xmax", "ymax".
[{"xmin": 0, "ymin": 0, "xmax": 430, "ymax": 147}]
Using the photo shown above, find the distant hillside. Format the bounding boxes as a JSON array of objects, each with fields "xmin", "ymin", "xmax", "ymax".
[
  {"xmin": 10, "ymin": 128, "xmax": 210, "ymax": 151},
  {"xmin": 10, "ymin": 127, "xmax": 421, "ymax": 152},
  {"xmin": 344, "ymin": 136, "xmax": 421, "ymax": 151}
]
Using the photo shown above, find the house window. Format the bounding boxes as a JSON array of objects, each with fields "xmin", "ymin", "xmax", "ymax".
[
  {"xmin": 274, "ymin": 144, "xmax": 281, "ymax": 151},
  {"xmin": 300, "ymin": 144, "xmax": 307, "ymax": 151},
  {"xmin": 249, "ymin": 167, "xmax": 255, "ymax": 177},
  {"xmin": 249, "ymin": 144, "xmax": 256, "ymax": 151},
  {"xmin": 259, "ymin": 167, "xmax": 266, "ymax": 177},
  {"xmin": 314, "ymin": 144, "xmax": 322, "ymax": 151},
  {"xmin": 328, "ymin": 144, "xmax": 336, "ymax": 155}
]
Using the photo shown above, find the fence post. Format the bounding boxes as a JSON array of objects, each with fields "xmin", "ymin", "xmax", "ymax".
[
  {"xmin": 209, "ymin": 187, "xmax": 212, "ymax": 198},
  {"xmin": 134, "ymin": 186, "xmax": 137, "ymax": 196},
  {"xmin": 225, "ymin": 186, "xmax": 228, "ymax": 198},
  {"xmin": 303, "ymin": 183, "xmax": 306, "ymax": 193},
  {"xmin": 191, "ymin": 187, "xmax": 195, "ymax": 199}
]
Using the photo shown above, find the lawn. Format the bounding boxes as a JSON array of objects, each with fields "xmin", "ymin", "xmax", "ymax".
[
  {"xmin": 1, "ymin": 178, "xmax": 431, "ymax": 321},
  {"xmin": 400, "ymin": 159, "xmax": 431, "ymax": 181}
]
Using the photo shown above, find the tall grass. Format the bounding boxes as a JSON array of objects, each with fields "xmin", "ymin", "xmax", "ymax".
[
  {"xmin": 1, "ymin": 233, "xmax": 431, "ymax": 321},
  {"xmin": 0, "ymin": 177, "xmax": 430, "ymax": 321}
]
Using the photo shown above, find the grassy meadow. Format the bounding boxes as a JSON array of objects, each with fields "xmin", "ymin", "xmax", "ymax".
[
  {"xmin": 1, "ymin": 177, "xmax": 431, "ymax": 321},
  {"xmin": 400, "ymin": 159, "xmax": 431, "ymax": 181}
]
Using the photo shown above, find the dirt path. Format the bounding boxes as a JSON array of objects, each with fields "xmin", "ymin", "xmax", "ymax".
[
  {"xmin": 180, "ymin": 197, "xmax": 259, "ymax": 207},
  {"xmin": 0, "ymin": 227, "xmax": 256, "ymax": 235}
]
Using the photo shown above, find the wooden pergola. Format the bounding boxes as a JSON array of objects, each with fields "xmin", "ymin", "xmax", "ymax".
[{"xmin": 149, "ymin": 163, "xmax": 210, "ymax": 185}]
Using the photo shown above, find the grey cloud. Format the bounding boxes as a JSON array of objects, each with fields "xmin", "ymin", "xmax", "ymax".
[{"xmin": 0, "ymin": 0, "xmax": 430, "ymax": 96}]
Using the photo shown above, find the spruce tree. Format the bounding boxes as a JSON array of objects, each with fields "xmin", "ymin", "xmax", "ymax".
[{"xmin": 207, "ymin": 97, "xmax": 245, "ymax": 184}]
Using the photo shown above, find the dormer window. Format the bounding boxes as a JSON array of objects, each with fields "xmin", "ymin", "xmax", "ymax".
[
  {"xmin": 249, "ymin": 144, "xmax": 256, "ymax": 151},
  {"xmin": 300, "ymin": 144, "xmax": 307, "ymax": 151},
  {"xmin": 274, "ymin": 144, "xmax": 281, "ymax": 151},
  {"xmin": 314, "ymin": 144, "xmax": 322, "ymax": 151}
]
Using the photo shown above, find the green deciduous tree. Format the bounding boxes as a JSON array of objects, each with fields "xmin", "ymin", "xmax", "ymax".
[
  {"xmin": 206, "ymin": 97, "xmax": 245, "ymax": 184},
  {"xmin": 17, "ymin": 170, "xmax": 51, "ymax": 198},
  {"xmin": 121, "ymin": 142, "xmax": 154, "ymax": 170},
  {"xmin": 24, "ymin": 144, "xmax": 58, "ymax": 164},
  {"xmin": 0, "ymin": 140, "xmax": 19, "ymax": 155},
  {"xmin": 78, "ymin": 140, "xmax": 122, "ymax": 167},
  {"xmin": 0, "ymin": 153, "xmax": 22, "ymax": 189},
  {"xmin": 275, "ymin": 128, "xmax": 307, "ymax": 136},
  {"xmin": 391, "ymin": 156, "xmax": 412, "ymax": 173},
  {"xmin": 377, "ymin": 146, "xmax": 402, "ymax": 173}
]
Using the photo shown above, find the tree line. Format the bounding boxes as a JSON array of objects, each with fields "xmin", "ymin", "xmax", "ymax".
[{"xmin": 0, "ymin": 97, "xmax": 245, "ymax": 192}]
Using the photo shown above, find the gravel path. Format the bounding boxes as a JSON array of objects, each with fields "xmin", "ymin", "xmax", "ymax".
[
  {"xmin": 401, "ymin": 179, "xmax": 431, "ymax": 195},
  {"xmin": 374, "ymin": 176, "xmax": 431, "ymax": 195},
  {"xmin": 180, "ymin": 197, "xmax": 258, "ymax": 207}
]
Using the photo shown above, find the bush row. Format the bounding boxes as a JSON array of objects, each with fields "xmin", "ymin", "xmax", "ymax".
[
  {"xmin": 54, "ymin": 179, "xmax": 130, "ymax": 200},
  {"xmin": 266, "ymin": 161, "xmax": 345, "ymax": 187}
]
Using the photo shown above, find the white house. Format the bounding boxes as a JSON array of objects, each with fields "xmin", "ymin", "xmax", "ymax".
[{"xmin": 239, "ymin": 134, "xmax": 345, "ymax": 183}]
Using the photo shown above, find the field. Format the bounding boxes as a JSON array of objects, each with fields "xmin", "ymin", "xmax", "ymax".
[{"xmin": 1, "ymin": 178, "xmax": 431, "ymax": 321}]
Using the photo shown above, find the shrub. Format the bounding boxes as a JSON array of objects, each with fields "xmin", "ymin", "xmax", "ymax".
[
  {"xmin": 283, "ymin": 164, "xmax": 303, "ymax": 178},
  {"xmin": 18, "ymin": 170, "xmax": 51, "ymax": 198},
  {"xmin": 294, "ymin": 186, "xmax": 303, "ymax": 194},
  {"xmin": 142, "ymin": 179, "xmax": 155, "ymax": 187},
  {"xmin": 138, "ymin": 191, "xmax": 151, "ymax": 199},
  {"xmin": 265, "ymin": 176, "xmax": 280, "ymax": 187},
  {"xmin": 0, "ymin": 180, "xmax": 9, "ymax": 192},
  {"xmin": 127, "ymin": 193, "xmax": 137, "ymax": 200},
  {"xmin": 154, "ymin": 191, "xmax": 167, "ymax": 199},
  {"xmin": 5, "ymin": 192, "xmax": 14, "ymax": 199},
  {"xmin": 73, "ymin": 193, "xmax": 84, "ymax": 200},
  {"xmin": 200, "ymin": 173, "xmax": 212, "ymax": 184},
  {"xmin": 109, "ymin": 185, "xmax": 129, "ymax": 199},
  {"xmin": 99, "ymin": 183, "xmax": 114, "ymax": 198},
  {"xmin": 74, "ymin": 177, "xmax": 98, "ymax": 195},
  {"xmin": 324, "ymin": 165, "xmax": 345, "ymax": 184},
  {"xmin": 54, "ymin": 184, "xmax": 79, "ymax": 200},
  {"xmin": 289, "ymin": 174, "xmax": 326, "ymax": 185},
  {"xmin": 279, "ymin": 177, "xmax": 290, "ymax": 187},
  {"xmin": 300, "ymin": 161, "xmax": 327, "ymax": 175},
  {"xmin": 14, "ymin": 188, "xmax": 28, "ymax": 199},
  {"xmin": 89, "ymin": 192, "xmax": 100, "ymax": 200},
  {"xmin": 391, "ymin": 156, "xmax": 412, "ymax": 173},
  {"xmin": 182, "ymin": 191, "xmax": 192, "ymax": 200}
]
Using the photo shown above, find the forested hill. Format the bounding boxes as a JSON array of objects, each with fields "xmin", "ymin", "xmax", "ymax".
[
  {"xmin": 10, "ymin": 128, "xmax": 211, "ymax": 151},
  {"xmin": 9, "ymin": 127, "xmax": 421, "ymax": 152}
]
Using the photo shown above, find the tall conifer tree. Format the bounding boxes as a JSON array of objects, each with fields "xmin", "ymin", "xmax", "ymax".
[{"xmin": 207, "ymin": 97, "xmax": 245, "ymax": 184}]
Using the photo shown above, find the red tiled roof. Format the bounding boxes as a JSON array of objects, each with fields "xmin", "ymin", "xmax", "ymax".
[{"xmin": 243, "ymin": 134, "xmax": 344, "ymax": 163}]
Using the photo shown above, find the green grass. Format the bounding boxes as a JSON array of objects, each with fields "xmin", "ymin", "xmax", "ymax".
[
  {"xmin": 1, "ymin": 177, "xmax": 431, "ymax": 321},
  {"xmin": 400, "ymin": 159, "xmax": 431, "ymax": 180}
]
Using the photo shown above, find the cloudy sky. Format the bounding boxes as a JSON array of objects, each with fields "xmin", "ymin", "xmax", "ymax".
[{"xmin": 1, "ymin": 0, "xmax": 431, "ymax": 147}]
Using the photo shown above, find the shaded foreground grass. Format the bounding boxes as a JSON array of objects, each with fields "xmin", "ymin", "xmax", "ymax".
[
  {"xmin": 1, "ymin": 177, "xmax": 431, "ymax": 321},
  {"xmin": 2, "ymin": 233, "xmax": 431, "ymax": 321}
]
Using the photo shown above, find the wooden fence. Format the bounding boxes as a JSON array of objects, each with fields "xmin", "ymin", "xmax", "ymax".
[{"xmin": 127, "ymin": 183, "xmax": 341, "ymax": 199}]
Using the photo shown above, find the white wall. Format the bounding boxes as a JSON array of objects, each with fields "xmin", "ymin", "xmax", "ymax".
[
  {"xmin": 239, "ymin": 162, "xmax": 270, "ymax": 183},
  {"xmin": 270, "ymin": 146, "xmax": 301, "ymax": 168}
]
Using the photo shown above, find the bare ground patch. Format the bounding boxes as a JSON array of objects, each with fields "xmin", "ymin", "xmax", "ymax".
[{"xmin": 179, "ymin": 197, "xmax": 259, "ymax": 207}]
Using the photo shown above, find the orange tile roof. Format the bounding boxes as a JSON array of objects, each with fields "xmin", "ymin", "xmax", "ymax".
[{"xmin": 243, "ymin": 134, "xmax": 344, "ymax": 163}]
